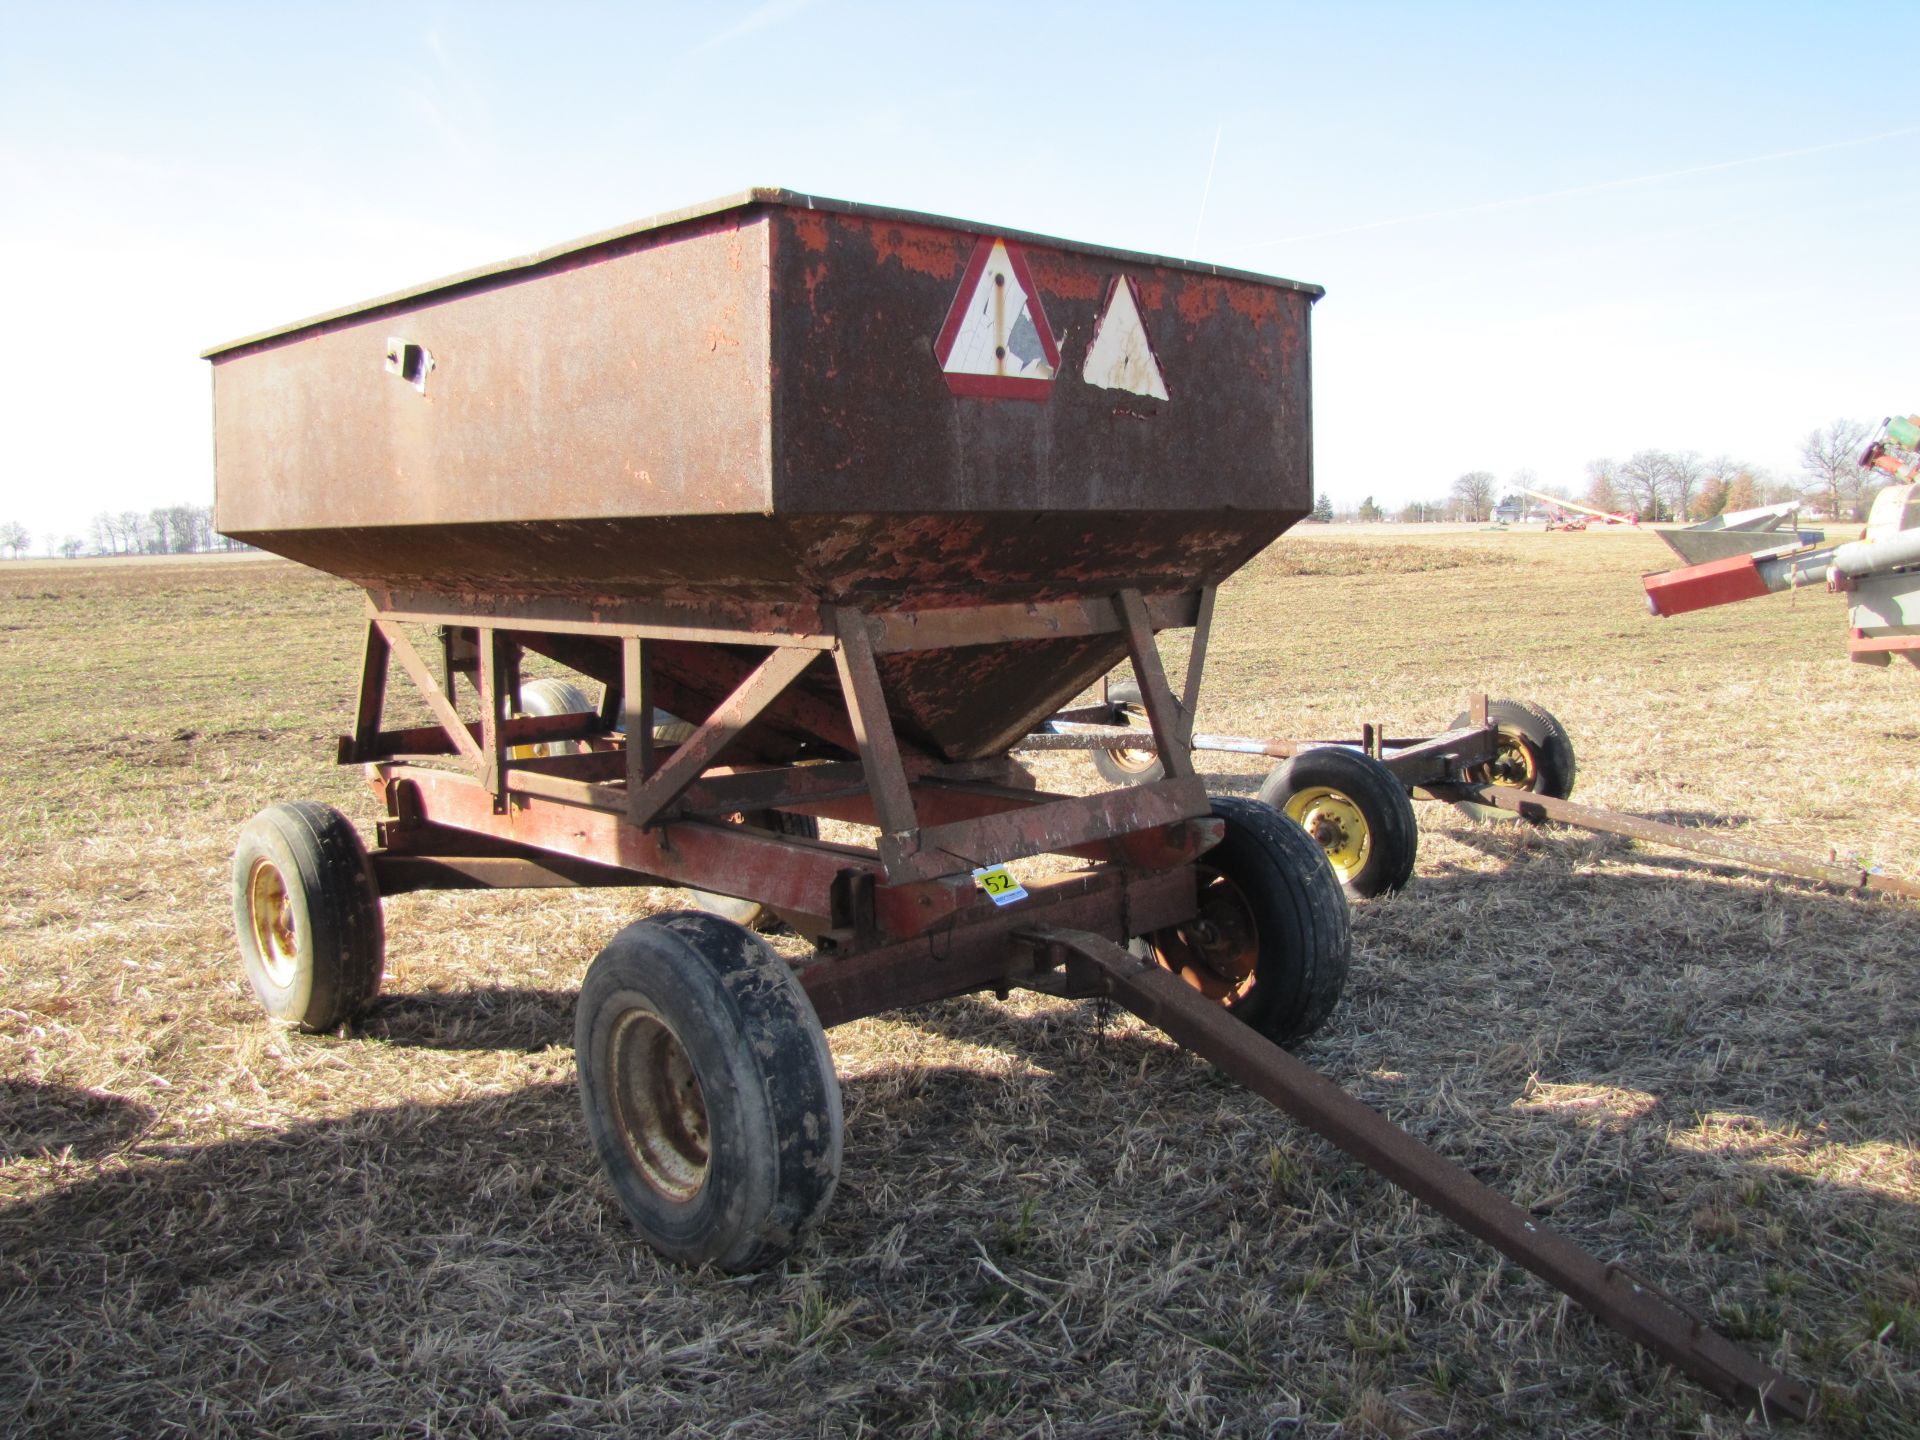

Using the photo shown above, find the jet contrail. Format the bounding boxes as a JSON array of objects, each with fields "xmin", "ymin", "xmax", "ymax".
[
  {"xmin": 1253, "ymin": 124, "xmax": 1920, "ymax": 248},
  {"xmin": 1193, "ymin": 123, "xmax": 1223, "ymax": 252}
]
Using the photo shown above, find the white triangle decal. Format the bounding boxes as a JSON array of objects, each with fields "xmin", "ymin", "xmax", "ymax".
[
  {"xmin": 939, "ymin": 239, "xmax": 1056, "ymax": 384},
  {"xmin": 1082, "ymin": 277, "xmax": 1168, "ymax": 401}
]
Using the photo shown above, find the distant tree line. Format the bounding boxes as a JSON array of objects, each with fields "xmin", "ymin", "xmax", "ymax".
[
  {"xmin": 0, "ymin": 504, "xmax": 250, "ymax": 560},
  {"xmin": 1315, "ymin": 418, "xmax": 1886, "ymax": 525}
]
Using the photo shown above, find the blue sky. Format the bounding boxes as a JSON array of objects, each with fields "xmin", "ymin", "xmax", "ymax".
[{"xmin": 2, "ymin": 1, "xmax": 1915, "ymax": 542}]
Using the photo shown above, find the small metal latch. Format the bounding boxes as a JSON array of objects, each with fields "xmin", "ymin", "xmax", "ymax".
[{"xmin": 384, "ymin": 338, "xmax": 434, "ymax": 393}]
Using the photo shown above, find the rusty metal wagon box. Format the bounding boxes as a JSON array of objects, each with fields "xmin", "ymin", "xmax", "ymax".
[
  {"xmin": 206, "ymin": 189, "xmax": 1318, "ymax": 611},
  {"xmin": 206, "ymin": 191, "xmax": 1320, "ymax": 760}
]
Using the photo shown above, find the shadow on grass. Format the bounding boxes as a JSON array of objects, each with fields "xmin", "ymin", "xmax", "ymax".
[
  {"xmin": 359, "ymin": 987, "xmax": 576, "ymax": 1052},
  {"xmin": 0, "ymin": 1080, "xmax": 157, "ymax": 1161},
  {"xmin": 2, "ymin": 960, "xmax": 1913, "ymax": 1434}
]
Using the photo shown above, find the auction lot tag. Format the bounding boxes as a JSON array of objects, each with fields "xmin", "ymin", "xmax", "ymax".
[{"xmin": 972, "ymin": 865, "xmax": 1029, "ymax": 906}]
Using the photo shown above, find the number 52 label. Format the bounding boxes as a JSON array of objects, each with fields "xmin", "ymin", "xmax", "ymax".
[{"xmin": 972, "ymin": 864, "xmax": 1029, "ymax": 906}]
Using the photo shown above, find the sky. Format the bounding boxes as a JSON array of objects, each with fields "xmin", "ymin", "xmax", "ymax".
[{"xmin": 2, "ymin": 1, "xmax": 1916, "ymax": 545}]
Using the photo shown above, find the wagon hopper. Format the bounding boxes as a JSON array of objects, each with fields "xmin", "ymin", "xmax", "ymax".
[{"xmin": 208, "ymin": 190, "xmax": 1808, "ymax": 1418}]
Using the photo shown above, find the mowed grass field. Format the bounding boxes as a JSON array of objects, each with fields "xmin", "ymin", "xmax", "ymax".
[{"xmin": 2, "ymin": 526, "xmax": 1916, "ymax": 1438}]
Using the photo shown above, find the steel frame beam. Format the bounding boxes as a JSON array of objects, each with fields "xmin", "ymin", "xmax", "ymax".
[
  {"xmin": 1020, "ymin": 926, "xmax": 1813, "ymax": 1422},
  {"xmin": 1425, "ymin": 781, "xmax": 1920, "ymax": 900}
]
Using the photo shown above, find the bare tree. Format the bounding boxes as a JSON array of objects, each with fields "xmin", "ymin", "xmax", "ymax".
[
  {"xmin": 1584, "ymin": 458, "xmax": 1621, "ymax": 515},
  {"xmin": 1618, "ymin": 450, "xmax": 1671, "ymax": 521},
  {"xmin": 1451, "ymin": 470, "xmax": 1496, "ymax": 522},
  {"xmin": 1662, "ymin": 450, "xmax": 1705, "ymax": 523},
  {"xmin": 116, "ymin": 510, "xmax": 150, "ymax": 554},
  {"xmin": 0, "ymin": 521, "xmax": 30, "ymax": 559},
  {"xmin": 1800, "ymin": 419, "xmax": 1875, "ymax": 520},
  {"xmin": 58, "ymin": 536, "xmax": 83, "ymax": 559}
]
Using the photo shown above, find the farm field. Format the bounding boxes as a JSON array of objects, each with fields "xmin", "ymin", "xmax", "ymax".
[{"xmin": 1, "ymin": 526, "xmax": 1916, "ymax": 1438}]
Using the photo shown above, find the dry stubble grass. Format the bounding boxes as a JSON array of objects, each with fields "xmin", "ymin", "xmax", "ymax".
[{"xmin": 1, "ymin": 530, "xmax": 1915, "ymax": 1438}]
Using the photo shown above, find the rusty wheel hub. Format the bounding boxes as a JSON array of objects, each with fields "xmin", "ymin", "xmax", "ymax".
[
  {"xmin": 1147, "ymin": 867, "xmax": 1259, "ymax": 1005},
  {"xmin": 608, "ymin": 1007, "xmax": 710, "ymax": 1203},
  {"xmin": 1474, "ymin": 733, "xmax": 1539, "ymax": 789}
]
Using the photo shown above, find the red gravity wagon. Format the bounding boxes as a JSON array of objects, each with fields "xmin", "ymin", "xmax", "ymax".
[{"xmin": 203, "ymin": 190, "xmax": 1808, "ymax": 1420}]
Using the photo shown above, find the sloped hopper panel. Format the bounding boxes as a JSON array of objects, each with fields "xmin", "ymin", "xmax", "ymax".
[{"xmin": 207, "ymin": 190, "xmax": 1320, "ymax": 760}]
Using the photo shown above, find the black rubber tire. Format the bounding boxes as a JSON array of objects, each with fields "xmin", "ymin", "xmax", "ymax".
[
  {"xmin": 1257, "ymin": 747, "xmax": 1419, "ymax": 898},
  {"xmin": 683, "ymin": 811, "xmax": 821, "ymax": 927},
  {"xmin": 1088, "ymin": 679, "xmax": 1166, "ymax": 786},
  {"xmin": 232, "ymin": 802, "xmax": 385, "ymax": 1032},
  {"xmin": 1138, "ymin": 796, "xmax": 1349, "ymax": 1045},
  {"xmin": 1447, "ymin": 699, "xmax": 1577, "ymax": 821},
  {"xmin": 575, "ymin": 911, "xmax": 843, "ymax": 1271}
]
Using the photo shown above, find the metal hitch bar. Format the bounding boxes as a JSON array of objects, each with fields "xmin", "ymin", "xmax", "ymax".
[
  {"xmin": 1427, "ymin": 782, "xmax": 1920, "ymax": 902},
  {"xmin": 1015, "ymin": 925, "xmax": 1814, "ymax": 1422}
]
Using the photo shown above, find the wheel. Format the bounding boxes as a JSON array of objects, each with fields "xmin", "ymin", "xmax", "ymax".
[
  {"xmin": 1088, "ymin": 679, "xmax": 1166, "ymax": 785},
  {"xmin": 1447, "ymin": 699, "xmax": 1577, "ymax": 821},
  {"xmin": 1090, "ymin": 734, "xmax": 1166, "ymax": 785},
  {"xmin": 1257, "ymin": 747, "xmax": 1418, "ymax": 897},
  {"xmin": 511, "ymin": 676, "xmax": 598, "ymax": 759},
  {"xmin": 652, "ymin": 717, "xmax": 697, "ymax": 746},
  {"xmin": 682, "ymin": 811, "xmax": 821, "ymax": 927},
  {"xmin": 1136, "ymin": 796, "xmax": 1349, "ymax": 1045},
  {"xmin": 575, "ymin": 911, "xmax": 843, "ymax": 1271},
  {"xmin": 232, "ymin": 802, "xmax": 385, "ymax": 1032}
]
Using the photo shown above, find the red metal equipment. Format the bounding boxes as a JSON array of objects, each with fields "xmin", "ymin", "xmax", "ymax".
[
  {"xmin": 208, "ymin": 190, "xmax": 1808, "ymax": 1419},
  {"xmin": 1644, "ymin": 420, "xmax": 1920, "ymax": 668}
]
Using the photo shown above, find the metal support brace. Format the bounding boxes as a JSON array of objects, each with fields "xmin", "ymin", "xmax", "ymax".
[
  {"xmin": 348, "ymin": 617, "xmax": 391, "ymax": 762},
  {"xmin": 1113, "ymin": 589, "xmax": 1196, "ymax": 780},
  {"xmin": 623, "ymin": 645, "xmax": 819, "ymax": 830},
  {"xmin": 621, "ymin": 635, "xmax": 652, "ymax": 817},
  {"xmin": 1016, "ymin": 925, "xmax": 1813, "ymax": 1422},
  {"xmin": 832, "ymin": 608, "xmax": 920, "ymax": 874},
  {"xmin": 1177, "ymin": 585, "xmax": 1216, "ymax": 746},
  {"xmin": 375, "ymin": 618, "xmax": 487, "ymax": 775},
  {"xmin": 476, "ymin": 626, "xmax": 511, "ymax": 807}
]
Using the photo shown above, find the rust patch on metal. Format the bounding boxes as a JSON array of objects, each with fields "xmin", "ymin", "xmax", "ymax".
[
  {"xmin": 788, "ymin": 209, "xmax": 830, "ymax": 254},
  {"xmin": 869, "ymin": 221, "xmax": 970, "ymax": 280},
  {"xmin": 1174, "ymin": 280, "xmax": 1220, "ymax": 328},
  {"xmin": 1021, "ymin": 249, "xmax": 1104, "ymax": 302}
]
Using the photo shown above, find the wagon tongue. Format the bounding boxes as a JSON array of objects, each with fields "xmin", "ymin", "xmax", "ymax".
[{"xmin": 1019, "ymin": 926, "xmax": 1814, "ymax": 1422}]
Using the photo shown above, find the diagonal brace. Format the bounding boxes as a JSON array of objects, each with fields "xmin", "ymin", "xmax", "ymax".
[
  {"xmin": 624, "ymin": 645, "xmax": 819, "ymax": 829},
  {"xmin": 375, "ymin": 617, "xmax": 487, "ymax": 774}
]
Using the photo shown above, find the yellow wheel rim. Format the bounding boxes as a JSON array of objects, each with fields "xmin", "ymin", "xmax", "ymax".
[
  {"xmin": 246, "ymin": 858, "xmax": 299, "ymax": 989},
  {"xmin": 1283, "ymin": 786, "xmax": 1372, "ymax": 882},
  {"xmin": 1471, "ymin": 732, "xmax": 1539, "ymax": 790}
]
